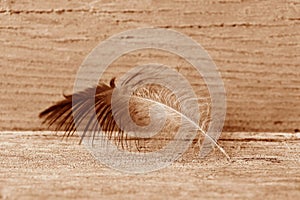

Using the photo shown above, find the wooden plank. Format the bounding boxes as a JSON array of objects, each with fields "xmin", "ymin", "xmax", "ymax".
[
  {"xmin": 0, "ymin": 0, "xmax": 299, "ymax": 133},
  {"xmin": 0, "ymin": 131, "xmax": 299, "ymax": 199}
]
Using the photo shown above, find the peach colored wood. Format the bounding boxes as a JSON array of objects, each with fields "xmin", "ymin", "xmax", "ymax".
[
  {"xmin": 0, "ymin": 0, "xmax": 299, "ymax": 132},
  {"xmin": 0, "ymin": 131, "xmax": 299, "ymax": 199}
]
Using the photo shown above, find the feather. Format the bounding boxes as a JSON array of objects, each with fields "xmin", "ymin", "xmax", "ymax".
[
  {"xmin": 39, "ymin": 69, "xmax": 230, "ymax": 159},
  {"xmin": 39, "ymin": 78, "xmax": 117, "ymax": 143}
]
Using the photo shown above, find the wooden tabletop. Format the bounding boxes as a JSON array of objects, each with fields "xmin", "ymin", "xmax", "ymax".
[{"xmin": 1, "ymin": 131, "xmax": 299, "ymax": 199}]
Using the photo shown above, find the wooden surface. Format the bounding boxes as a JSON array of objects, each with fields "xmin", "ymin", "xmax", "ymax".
[
  {"xmin": 1, "ymin": 1, "xmax": 300, "ymax": 199},
  {"xmin": 0, "ymin": 131, "xmax": 299, "ymax": 199},
  {"xmin": 0, "ymin": 0, "xmax": 299, "ymax": 132}
]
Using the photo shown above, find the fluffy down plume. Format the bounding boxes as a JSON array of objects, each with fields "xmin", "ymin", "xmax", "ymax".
[{"xmin": 39, "ymin": 73, "xmax": 229, "ymax": 159}]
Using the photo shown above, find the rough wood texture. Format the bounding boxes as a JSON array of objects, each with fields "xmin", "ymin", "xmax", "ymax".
[
  {"xmin": 1, "ymin": 1, "xmax": 300, "ymax": 199},
  {"xmin": 0, "ymin": 0, "xmax": 299, "ymax": 132},
  {"xmin": 0, "ymin": 131, "xmax": 299, "ymax": 199}
]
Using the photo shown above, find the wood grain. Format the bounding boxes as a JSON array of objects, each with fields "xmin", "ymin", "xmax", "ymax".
[
  {"xmin": 1, "ymin": 1, "xmax": 300, "ymax": 199},
  {"xmin": 0, "ymin": 0, "xmax": 299, "ymax": 132},
  {"xmin": 0, "ymin": 131, "xmax": 299, "ymax": 199}
]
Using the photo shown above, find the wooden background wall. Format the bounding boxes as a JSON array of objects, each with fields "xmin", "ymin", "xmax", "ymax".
[{"xmin": 1, "ymin": 0, "xmax": 299, "ymax": 133}]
